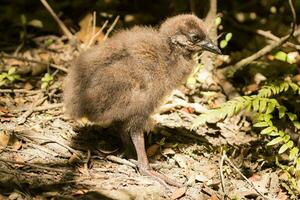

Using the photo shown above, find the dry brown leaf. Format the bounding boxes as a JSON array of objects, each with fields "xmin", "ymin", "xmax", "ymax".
[
  {"xmin": 146, "ymin": 144, "xmax": 160, "ymax": 157},
  {"xmin": 11, "ymin": 140, "xmax": 22, "ymax": 150},
  {"xmin": 0, "ymin": 131, "xmax": 10, "ymax": 149},
  {"xmin": 68, "ymin": 153, "xmax": 81, "ymax": 164},
  {"xmin": 277, "ymin": 189, "xmax": 289, "ymax": 200},
  {"xmin": 292, "ymin": 74, "xmax": 300, "ymax": 82},
  {"xmin": 171, "ymin": 186, "xmax": 187, "ymax": 200},
  {"xmin": 162, "ymin": 148, "xmax": 175, "ymax": 156},
  {"xmin": 207, "ymin": 194, "xmax": 219, "ymax": 200},
  {"xmin": 248, "ymin": 173, "xmax": 261, "ymax": 182},
  {"xmin": 24, "ymin": 82, "xmax": 33, "ymax": 90},
  {"xmin": 173, "ymin": 154, "xmax": 188, "ymax": 169},
  {"xmin": 76, "ymin": 13, "xmax": 104, "ymax": 44},
  {"xmin": 38, "ymin": 52, "xmax": 51, "ymax": 62}
]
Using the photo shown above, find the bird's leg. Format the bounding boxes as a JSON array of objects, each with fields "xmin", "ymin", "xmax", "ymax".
[{"xmin": 130, "ymin": 130, "xmax": 182, "ymax": 187}]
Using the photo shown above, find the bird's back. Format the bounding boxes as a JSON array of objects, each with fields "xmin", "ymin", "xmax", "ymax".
[{"xmin": 64, "ymin": 27, "xmax": 167, "ymax": 124}]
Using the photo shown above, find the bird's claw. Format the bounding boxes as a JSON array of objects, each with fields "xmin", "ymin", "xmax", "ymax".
[{"xmin": 138, "ymin": 165, "xmax": 183, "ymax": 188}]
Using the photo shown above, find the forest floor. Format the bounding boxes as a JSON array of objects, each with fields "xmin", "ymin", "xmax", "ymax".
[{"xmin": 0, "ymin": 35, "xmax": 291, "ymax": 200}]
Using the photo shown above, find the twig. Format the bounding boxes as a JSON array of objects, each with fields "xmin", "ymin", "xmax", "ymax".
[
  {"xmin": 256, "ymin": 29, "xmax": 300, "ymax": 50},
  {"xmin": 13, "ymin": 103, "xmax": 62, "ymax": 114},
  {"xmin": 219, "ymin": 152, "xmax": 226, "ymax": 197},
  {"xmin": 40, "ymin": 0, "xmax": 74, "ymax": 41},
  {"xmin": 223, "ymin": 0, "xmax": 297, "ymax": 76},
  {"xmin": 106, "ymin": 155, "xmax": 136, "ymax": 168},
  {"xmin": 92, "ymin": 11, "xmax": 96, "ymax": 39},
  {"xmin": 17, "ymin": 89, "xmax": 58, "ymax": 124},
  {"xmin": 0, "ymin": 54, "xmax": 68, "ymax": 73},
  {"xmin": 223, "ymin": 154, "xmax": 269, "ymax": 199},
  {"xmin": 0, "ymin": 89, "xmax": 41, "ymax": 95},
  {"xmin": 17, "ymin": 95, "xmax": 47, "ymax": 124},
  {"xmin": 0, "ymin": 158, "xmax": 68, "ymax": 173},
  {"xmin": 86, "ymin": 20, "xmax": 109, "ymax": 48},
  {"xmin": 103, "ymin": 16, "xmax": 120, "ymax": 41}
]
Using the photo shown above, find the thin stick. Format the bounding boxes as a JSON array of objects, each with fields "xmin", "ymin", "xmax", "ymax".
[
  {"xmin": 0, "ymin": 89, "xmax": 41, "ymax": 94},
  {"xmin": 104, "ymin": 16, "xmax": 120, "ymax": 41},
  {"xmin": 219, "ymin": 152, "xmax": 226, "ymax": 196},
  {"xmin": 224, "ymin": 155, "xmax": 269, "ymax": 199},
  {"xmin": 86, "ymin": 20, "xmax": 109, "ymax": 48},
  {"xmin": 40, "ymin": 0, "xmax": 74, "ymax": 41},
  {"xmin": 224, "ymin": 0, "xmax": 297, "ymax": 76},
  {"xmin": 0, "ymin": 54, "xmax": 68, "ymax": 73},
  {"xmin": 17, "ymin": 95, "xmax": 47, "ymax": 124},
  {"xmin": 256, "ymin": 29, "xmax": 300, "ymax": 50},
  {"xmin": 0, "ymin": 158, "xmax": 68, "ymax": 173},
  {"xmin": 92, "ymin": 11, "xmax": 96, "ymax": 39}
]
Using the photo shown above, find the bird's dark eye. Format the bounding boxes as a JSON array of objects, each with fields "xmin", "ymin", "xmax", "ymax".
[{"xmin": 189, "ymin": 33, "xmax": 201, "ymax": 43}]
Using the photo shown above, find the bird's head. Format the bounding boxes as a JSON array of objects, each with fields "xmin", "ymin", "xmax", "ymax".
[{"xmin": 159, "ymin": 14, "xmax": 221, "ymax": 55}]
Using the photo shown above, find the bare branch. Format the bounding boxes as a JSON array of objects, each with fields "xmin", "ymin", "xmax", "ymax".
[
  {"xmin": 104, "ymin": 16, "xmax": 120, "ymax": 41},
  {"xmin": 223, "ymin": 0, "xmax": 297, "ymax": 76},
  {"xmin": 40, "ymin": 0, "xmax": 74, "ymax": 41},
  {"xmin": 86, "ymin": 20, "xmax": 109, "ymax": 48},
  {"xmin": 0, "ymin": 54, "xmax": 68, "ymax": 73}
]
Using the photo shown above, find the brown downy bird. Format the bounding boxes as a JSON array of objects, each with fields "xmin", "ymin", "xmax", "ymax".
[{"xmin": 64, "ymin": 14, "xmax": 221, "ymax": 186}]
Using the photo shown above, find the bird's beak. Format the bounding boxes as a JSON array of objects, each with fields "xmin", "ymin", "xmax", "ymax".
[{"xmin": 198, "ymin": 39, "xmax": 222, "ymax": 55}]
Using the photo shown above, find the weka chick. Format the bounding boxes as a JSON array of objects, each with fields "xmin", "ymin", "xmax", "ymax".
[{"xmin": 64, "ymin": 14, "xmax": 221, "ymax": 186}]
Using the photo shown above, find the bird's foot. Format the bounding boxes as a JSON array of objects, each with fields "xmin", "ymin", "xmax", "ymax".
[{"xmin": 138, "ymin": 165, "xmax": 183, "ymax": 188}]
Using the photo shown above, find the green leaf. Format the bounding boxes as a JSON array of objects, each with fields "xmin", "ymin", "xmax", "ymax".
[
  {"xmin": 267, "ymin": 137, "xmax": 283, "ymax": 146},
  {"xmin": 279, "ymin": 143, "xmax": 290, "ymax": 154},
  {"xmin": 41, "ymin": 73, "xmax": 53, "ymax": 82},
  {"xmin": 225, "ymin": 33, "xmax": 233, "ymax": 41},
  {"xmin": 215, "ymin": 16, "xmax": 222, "ymax": 26},
  {"xmin": 278, "ymin": 131, "xmax": 285, "ymax": 137},
  {"xmin": 44, "ymin": 39, "xmax": 54, "ymax": 46},
  {"xmin": 293, "ymin": 121, "xmax": 300, "ymax": 129},
  {"xmin": 220, "ymin": 40, "xmax": 227, "ymax": 48},
  {"xmin": 283, "ymin": 135, "xmax": 290, "ymax": 142},
  {"xmin": 253, "ymin": 121, "xmax": 269, "ymax": 128},
  {"xmin": 259, "ymin": 99, "xmax": 267, "ymax": 113},
  {"xmin": 289, "ymin": 82, "xmax": 298, "ymax": 92},
  {"xmin": 287, "ymin": 53, "xmax": 296, "ymax": 64},
  {"xmin": 261, "ymin": 126, "xmax": 275, "ymax": 135},
  {"xmin": 13, "ymin": 74, "xmax": 22, "ymax": 81},
  {"xmin": 266, "ymin": 101, "xmax": 275, "ymax": 114},
  {"xmin": 289, "ymin": 147, "xmax": 299, "ymax": 160},
  {"xmin": 0, "ymin": 73, "xmax": 8, "ymax": 81},
  {"xmin": 20, "ymin": 14, "xmax": 27, "ymax": 25},
  {"xmin": 274, "ymin": 51, "xmax": 287, "ymax": 62},
  {"xmin": 296, "ymin": 158, "xmax": 300, "ymax": 171},
  {"xmin": 41, "ymin": 82, "xmax": 48, "ymax": 89},
  {"xmin": 278, "ymin": 106, "xmax": 286, "ymax": 119},
  {"xmin": 8, "ymin": 67, "xmax": 16, "ymax": 75},
  {"xmin": 287, "ymin": 112, "xmax": 297, "ymax": 121},
  {"xmin": 28, "ymin": 19, "xmax": 43, "ymax": 28},
  {"xmin": 252, "ymin": 98, "xmax": 260, "ymax": 112},
  {"xmin": 263, "ymin": 114, "xmax": 273, "ymax": 122}
]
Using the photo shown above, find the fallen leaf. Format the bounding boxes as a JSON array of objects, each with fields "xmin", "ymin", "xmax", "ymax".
[
  {"xmin": 207, "ymin": 194, "xmax": 219, "ymax": 200},
  {"xmin": 248, "ymin": 173, "xmax": 261, "ymax": 182},
  {"xmin": 146, "ymin": 144, "xmax": 160, "ymax": 157},
  {"xmin": 171, "ymin": 186, "xmax": 187, "ymax": 200},
  {"xmin": 162, "ymin": 148, "xmax": 175, "ymax": 156},
  {"xmin": 0, "ymin": 131, "xmax": 10, "ymax": 149},
  {"xmin": 173, "ymin": 154, "xmax": 188, "ymax": 169},
  {"xmin": 68, "ymin": 153, "xmax": 81, "ymax": 164}
]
